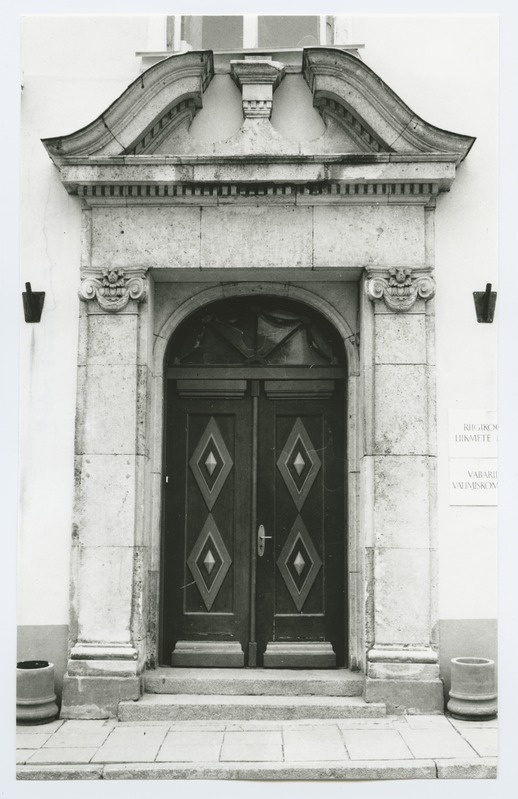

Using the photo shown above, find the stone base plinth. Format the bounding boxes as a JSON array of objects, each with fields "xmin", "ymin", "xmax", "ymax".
[
  {"xmin": 60, "ymin": 675, "xmax": 141, "ymax": 719},
  {"xmin": 365, "ymin": 677, "xmax": 444, "ymax": 714},
  {"xmin": 263, "ymin": 642, "xmax": 336, "ymax": 668},
  {"xmin": 61, "ymin": 645, "xmax": 143, "ymax": 717},
  {"xmin": 365, "ymin": 647, "xmax": 443, "ymax": 712},
  {"xmin": 60, "ymin": 674, "xmax": 141, "ymax": 718},
  {"xmin": 171, "ymin": 641, "xmax": 244, "ymax": 667}
]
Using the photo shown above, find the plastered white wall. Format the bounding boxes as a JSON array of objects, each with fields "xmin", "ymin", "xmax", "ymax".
[
  {"xmin": 18, "ymin": 18, "xmax": 153, "ymax": 625},
  {"xmin": 18, "ymin": 15, "xmax": 497, "ymax": 626},
  {"xmin": 350, "ymin": 15, "xmax": 498, "ymax": 619}
]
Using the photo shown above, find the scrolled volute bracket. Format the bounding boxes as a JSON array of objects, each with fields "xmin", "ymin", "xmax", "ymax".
[
  {"xmin": 78, "ymin": 268, "xmax": 147, "ymax": 313},
  {"xmin": 365, "ymin": 267, "xmax": 435, "ymax": 312}
]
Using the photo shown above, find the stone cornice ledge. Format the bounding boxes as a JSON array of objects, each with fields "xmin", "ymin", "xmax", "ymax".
[{"xmin": 57, "ymin": 155, "xmax": 458, "ymax": 195}]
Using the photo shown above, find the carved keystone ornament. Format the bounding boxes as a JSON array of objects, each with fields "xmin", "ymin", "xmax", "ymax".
[
  {"xmin": 78, "ymin": 268, "xmax": 147, "ymax": 313},
  {"xmin": 230, "ymin": 59, "xmax": 285, "ymax": 120},
  {"xmin": 365, "ymin": 267, "xmax": 435, "ymax": 312}
]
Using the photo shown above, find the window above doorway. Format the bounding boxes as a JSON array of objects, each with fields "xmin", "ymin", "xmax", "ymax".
[
  {"xmin": 167, "ymin": 15, "xmax": 329, "ymax": 52},
  {"xmin": 166, "ymin": 298, "xmax": 345, "ymax": 369}
]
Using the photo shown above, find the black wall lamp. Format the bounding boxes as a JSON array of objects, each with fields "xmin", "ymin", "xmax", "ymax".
[
  {"xmin": 473, "ymin": 283, "xmax": 496, "ymax": 323},
  {"xmin": 22, "ymin": 282, "xmax": 45, "ymax": 323}
]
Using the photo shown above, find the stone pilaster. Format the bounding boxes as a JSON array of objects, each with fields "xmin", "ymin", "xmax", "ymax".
[
  {"xmin": 361, "ymin": 266, "xmax": 443, "ymax": 713},
  {"xmin": 61, "ymin": 267, "xmax": 150, "ymax": 718}
]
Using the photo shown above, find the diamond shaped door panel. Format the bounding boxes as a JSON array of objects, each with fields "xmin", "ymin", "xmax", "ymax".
[
  {"xmin": 187, "ymin": 515, "xmax": 232, "ymax": 611},
  {"xmin": 165, "ymin": 299, "xmax": 346, "ymax": 668},
  {"xmin": 164, "ymin": 367, "xmax": 345, "ymax": 665},
  {"xmin": 277, "ymin": 418, "xmax": 321, "ymax": 511},
  {"xmin": 256, "ymin": 395, "xmax": 345, "ymax": 666},
  {"xmin": 163, "ymin": 396, "xmax": 251, "ymax": 663},
  {"xmin": 277, "ymin": 516, "xmax": 322, "ymax": 612},
  {"xmin": 189, "ymin": 417, "xmax": 233, "ymax": 510}
]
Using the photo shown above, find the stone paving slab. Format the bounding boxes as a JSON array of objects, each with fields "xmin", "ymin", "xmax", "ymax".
[
  {"xmin": 91, "ymin": 725, "xmax": 169, "ymax": 763},
  {"xmin": 337, "ymin": 717, "xmax": 403, "ymax": 729},
  {"xmin": 157, "ymin": 730, "xmax": 224, "ymax": 762},
  {"xmin": 117, "ymin": 720, "xmax": 176, "ymax": 727},
  {"xmin": 402, "ymin": 714, "xmax": 455, "ymax": 730},
  {"xmin": 283, "ymin": 725, "xmax": 348, "ymax": 761},
  {"xmin": 58, "ymin": 719, "xmax": 116, "ymax": 730},
  {"xmin": 15, "ymin": 714, "xmax": 498, "ymax": 781},
  {"xmin": 42, "ymin": 725, "xmax": 112, "ymax": 748},
  {"xmin": 221, "ymin": 721, "xmax": 283, "ymax": 731},
  {"xmin": 220, "ymin": 730, "xmax": 284, "ymax": 762},
  {"xmin": 397, "ymin": 725, "xmax": 478, "ymax": 759},
  {"xmin": 27, "ymin": 747, "xmax": 99, "ymax": 764},
  {"xmin": 449, "ymin": 716, "xmax": 498, "ymax": 730},
  {"xmin": 454, "ymin": 727, "xmax": 498, "ymax": 757},
  {"xmin": 341, "ymin": 729, "xmax": 413, "ymax": 760},
  {"xmin": 16, "ymin": 733, "xmax": 53, "ymax": 749},
  {"xmin": 16, "ymin": 750, "xmax": 37, "ymax": 764},
  {"xmin": 16, "ymin": 720, "xmax": 65, "ymax": 734}
]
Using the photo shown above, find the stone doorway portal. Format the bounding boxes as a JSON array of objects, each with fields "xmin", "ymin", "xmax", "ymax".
[
  {"xmin": 161, "ymin": 298, "xmax": 348, "ymax": 668},
  {"xmin": 41, "ymin": 39, "xmax": 474, "ymax": 715}
]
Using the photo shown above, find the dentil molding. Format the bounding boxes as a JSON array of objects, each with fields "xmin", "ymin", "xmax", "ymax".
[
  {"xmin": 365, "ymin": 267, "xmax": 435, "ymax": 312},
  {"xmin": 78, "ymin": 268, "xmax": 147, "ymax": 313}
]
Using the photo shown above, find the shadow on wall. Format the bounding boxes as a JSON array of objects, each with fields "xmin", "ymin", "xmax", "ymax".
[
  {"xmin": 439, "ymin": 619, "xmax": 497, "ymax": 701},
  {"xmin": 17, "ymin": 625, "xmax": 69, "ymax": 705}
]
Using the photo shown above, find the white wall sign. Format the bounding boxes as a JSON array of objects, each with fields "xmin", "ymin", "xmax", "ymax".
[
  {"xmin": 449, "ymin": 410, "xmax": 497, "ymax": 506},
  {"xmin": 450, "ymin": 458, "xmax": 498, "ymax": 506},
  {"xmin": 449, "ymin": 409, "xmax": 497, "ymax": 458}
]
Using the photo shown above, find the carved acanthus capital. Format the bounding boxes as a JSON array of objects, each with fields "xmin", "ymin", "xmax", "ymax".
[
  {"xmin": 365, "ymin": 267, "xmax": 435, "ymax": 312},
  {"xmin": 78, "ymin": 268, "xmax": 147, "ymax": 313}
]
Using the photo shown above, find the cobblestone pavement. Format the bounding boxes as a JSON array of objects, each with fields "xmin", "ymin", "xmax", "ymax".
[{"xmin": 16, "ymin": 714, "xmax": 497, "ymax": 780}]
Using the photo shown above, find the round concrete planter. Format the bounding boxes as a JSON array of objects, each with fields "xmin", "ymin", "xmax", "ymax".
[
  {"xmin": 447, "ymin": 657, "xmax": 497, "ymax": 720},
  {"xmin": 16, "ymin": 660, "xmax": 58, "ymax": 725}
]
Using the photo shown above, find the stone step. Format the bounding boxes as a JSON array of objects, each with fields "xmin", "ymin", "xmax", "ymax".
[
  {"xmin": 144, "ymin": 667, "xmax": 364, "ymax": 697},
  {"xmin": 118, "ymin": 694, "xmax": 386, "ymax": 722}
]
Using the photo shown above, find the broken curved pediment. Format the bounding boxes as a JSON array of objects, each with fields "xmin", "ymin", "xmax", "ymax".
[
  {"xmin": 42, "ymin": 47, "xmax": 474, "ymax": 166},
  {"xmin": 42, "ymin": 51, "xmax": 214, "ymax": 164},
  {"xmin": 302, "ymin": 48, "xmax": 474, "ymax": 162}
]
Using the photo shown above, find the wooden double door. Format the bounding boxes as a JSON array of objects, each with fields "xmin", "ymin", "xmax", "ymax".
[{"xmin": 162, "ymin": 374, "xmax": 346, "ymax": 668}]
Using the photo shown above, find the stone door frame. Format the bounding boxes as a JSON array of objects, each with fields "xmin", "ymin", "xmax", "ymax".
[
  {"xmin": 149, "ymin": 280, "xmax": 362, "ymax": 671},
  {"xmin": 63, "ymin": 264, "xmax": 443, "ymax": 718}
]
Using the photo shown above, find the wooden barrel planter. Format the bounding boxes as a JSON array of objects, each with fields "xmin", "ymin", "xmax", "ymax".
[
  {"xmin": 16, "ymin": 660, "xmax": 58, "ymax": 725},
  {"xmin": 447, "ymin": 657, "xmax": 497, "ymax": 720}
]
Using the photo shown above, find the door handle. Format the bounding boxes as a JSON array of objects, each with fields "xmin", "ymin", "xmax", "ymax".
[{"xmin": 257, "ymin": 524, "xmax": 272, "ymax": 557}]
